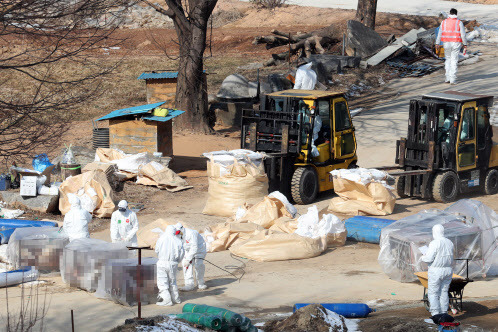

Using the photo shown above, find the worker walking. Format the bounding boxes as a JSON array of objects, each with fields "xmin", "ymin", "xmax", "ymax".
[
  {"xmin": 155, "ymin": 225, "xmax": 184, "ymax": 306},
  {"xmin": 421, "ymin": 224, "xmax": 455, "ymax": 317},
  {"xmin": 63, "ymin": 195, "xmax": 91, "ymax": 242},
  {"xmin": 435, "ymin": 8, "xmax": 467, "ymax": 85},
  {"xmin": 110, "ymin": 200, "xmax": 139, "ymax": 246},
  {"xmin": 293, "ymin": 62, "xmax": 317, "ymax": 90},
  {"xmin": 175, "ymin": 223, "xmax": 208, "ymax": 291}
]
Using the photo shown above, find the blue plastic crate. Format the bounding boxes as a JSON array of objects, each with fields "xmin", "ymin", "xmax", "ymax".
[{"xmin": 344, "ymin": 216, "xmax": 397, "ymax": 244}]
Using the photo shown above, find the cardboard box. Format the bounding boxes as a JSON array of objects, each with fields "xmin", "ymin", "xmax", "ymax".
[{"xmin": 20, "ymin": 176, "xmax": 37, "ymax": 197}]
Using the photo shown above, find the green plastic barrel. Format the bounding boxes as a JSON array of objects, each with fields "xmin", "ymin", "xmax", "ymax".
[
  {"xmin": 182, "ymin": 303, "xmax": 243, "ymax": 326},
  {"xmin": 175, "ymin": 313, "xmax": 223, "ymax": 330}
]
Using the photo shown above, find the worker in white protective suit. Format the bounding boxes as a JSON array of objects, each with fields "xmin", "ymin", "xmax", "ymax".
[
  {"xmin": 63, "ymin": 195, "xmax": 91, "ymax": 242},
  {"xmin": 110, "ymin": 200, "xmax": 139, "ymax": 246},
  {"xmin": 155, "ymin": 225, "xmax": 184, "ymax": 306},
  {"xmin": 435, "ymin": 8, "xmax": 467, "ymax": 85},
  {"xmin": 421, "ymin": 224, "xmax": 455, "ymax": 316},
  {"xmin": 175, "ymin": 223, "xmax": 208, "ymax": 291},
  {"xmin": 294, "ymin": 62, "xmax": 317, "ymax": 90}
]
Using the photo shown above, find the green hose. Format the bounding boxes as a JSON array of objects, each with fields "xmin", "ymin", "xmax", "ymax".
[
  {"xmin": 175, "ymin": 313, "xmax": 223, "ymax": 330},
  {"xmin": 182, "ymin": 303, "xmax": 243, "ymax": 326}
]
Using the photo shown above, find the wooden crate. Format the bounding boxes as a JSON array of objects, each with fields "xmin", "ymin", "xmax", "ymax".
[{"xmin": 109, "ymin": 118, "xmax": 173, "ymax": 156}]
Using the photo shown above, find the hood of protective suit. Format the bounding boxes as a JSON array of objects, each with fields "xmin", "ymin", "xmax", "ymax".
[
  {"xmin": 165, "ymin": 225, "xmax": 176, "ymax": 236},
  {"xmin": 69, "ymin": 195, "xmax": 81, "ymax": 209},
  {"xmin": 175, "ymin": 222, "xmax": 184, "ymax": 233},
  {"xmin": 433, "ymin": 224, "xmax": 445, "ymax": 239},
  {"xmin": 300, "ymin": 62, "xmax": 313, "ymax": 70}
]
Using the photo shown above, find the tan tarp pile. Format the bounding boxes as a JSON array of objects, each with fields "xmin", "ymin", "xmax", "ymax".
[
  {"xmin": 95, "ymin": 148, "xmax": 191, "ymax": 191},
  {"xmin": 328, "ymin": 176, "xmax": 396, "ymax": 216},
  {"xmin": 204, "ymin": 222, "xmax": 265, "ymax": 252},
  {"xmin": 136, "ymin": 162, "xmax": 192, "ymax": 192},
  {"xmin": 203, "ymin": 160, "xmax": 268, "ymax": 217},
  {"xmin": 230, "ymin": 230, "xmax": 327, "ymax": 262},
  {"xmin": 237, "ymin": 196, "xmax": 293, "ymax": 228},
  {"xmin": 59, "ymin": 170, "xmax": 115, "ymax": 217}
]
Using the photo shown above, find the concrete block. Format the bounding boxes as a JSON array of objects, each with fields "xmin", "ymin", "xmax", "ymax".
[
  {"xmin": 346, "ymin": 20, "xmax": 387, "ymax": 58},
  {"xmin": 0, "ymin": 191, "xmax": 59, "ymax": 213}
]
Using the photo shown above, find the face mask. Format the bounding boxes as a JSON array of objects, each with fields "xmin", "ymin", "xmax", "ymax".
[{"xmin": 118, "ymin": 208, "xmax": 126, "ymax": 212}]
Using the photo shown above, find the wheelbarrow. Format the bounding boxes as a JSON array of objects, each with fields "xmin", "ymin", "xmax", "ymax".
[{"xmin": 414, "ymin": 259, "xmax": 473, "ymax": 313}]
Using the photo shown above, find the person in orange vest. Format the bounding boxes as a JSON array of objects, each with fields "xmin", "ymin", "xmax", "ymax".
[{"xmin": 435, "ymin": 8, "xmax": 467, "ymax": 85}]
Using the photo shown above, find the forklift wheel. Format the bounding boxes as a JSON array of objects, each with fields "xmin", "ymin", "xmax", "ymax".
[
  {"xmin": 291, "ymin": 167, "xmax": 319, "ymax": 205},
  {"xmin": 484, "ymin": 169, "xmax": 498, "ymax": 195},
  {"xmin": 395, "ymin": 176, "xmax": 408, "ymax": 198},
  {"xmin": 432, "ymin": 171, "xmax": 458, "ymax": 203}
]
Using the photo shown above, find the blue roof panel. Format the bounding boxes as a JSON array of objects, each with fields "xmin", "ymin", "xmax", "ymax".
[
  {"xmin": 138, "ymin": 72, "xmax": 178, "ymax": 80},
  {"xmin": 96, "ymin": 102, "xmax": 184, "ymax": 122}
]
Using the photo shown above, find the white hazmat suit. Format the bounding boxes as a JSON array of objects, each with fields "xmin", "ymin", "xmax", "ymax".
[
  {"xmin": 155, "ymin": 225, "xmax": 184, "ymax": 306},
  {"xmin": 436, "ymin": 15, "xmax": 467, "ymax": 84},
  {"xmin": 63, "ymin": 195, "xmax": 91, "ymax": 242},
  {"xmin": 421, "ymin": 224, "xmax": 455, "ymax": 316},
  {"xmin": 176, "ymin": 223, "xmax": 208, "ymax": 291},
  {"xmin": 294, "ymin": 63, "xmax": 317, "ymax": 90},
  {"xmin": 110, "ymin": 200, "xmax": 139, "ymax": 246}
]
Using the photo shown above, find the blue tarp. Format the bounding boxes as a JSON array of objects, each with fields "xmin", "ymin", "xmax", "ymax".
[{"xmin": 0, "ymin": 219, "xmax": 58, "ymax": 244}]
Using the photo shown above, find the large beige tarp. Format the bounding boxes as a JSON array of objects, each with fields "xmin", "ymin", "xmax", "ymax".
[
  {"xmin": 59, "ymin": 170, "xmax": 115, "ymax": 218},
  {"xmin": 230, "ymin": 230, "xmax": 327, "ymax": 262},
  {"xmin": 203, "ymin": 160, "xmax": 268, "ymax": 217},
  {"xmin": 136, "ymin": 162, "xmax": 192, "ymax": 192},
  {"xmin": 205, "ymin": 222, "xmax": 264, "ymax": 252},
  {"xmin": 328, "ymin": 178, "xmax": 396, "ymax": 216},
  {"xmin": 237, "ymin": 196, "xmax": 293, "ymax": 228}
]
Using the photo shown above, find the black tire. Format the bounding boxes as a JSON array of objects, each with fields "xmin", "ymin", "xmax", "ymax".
[
  {"xmin": 395, "ymin": 176, "xmax": 408, "ymax": 198},
  {"xmin": 432, "ymin": 171, "xmax": 459, "ymax": 203},
  {"xmin": 291, "ymin": 167, "xmax": 319, "ymax": 205},
  {"xmin": 484, "ymin": 169, "xmax": 498, "ymax": 195}
]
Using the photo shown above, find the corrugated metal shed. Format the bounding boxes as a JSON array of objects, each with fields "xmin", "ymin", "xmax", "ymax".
[
  {"xmin": 138, "ymin": 72, "xmax": 179, "ymax": 80},
  {"xmin": 96, "ymin": 102, "xmax": 184, "ymax": 122}
]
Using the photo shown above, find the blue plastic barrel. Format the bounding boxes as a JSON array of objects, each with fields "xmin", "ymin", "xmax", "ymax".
[
  {"xmin": 0, "ymin": 227, "xmax": 16, "ymax": 244},
  {"xmin": 293, "ymin": 303, "xmax": 375, "ymax": 318},
  {"xmin": 344, "ymin": 216, "xmax": 396, "ymax": 244}
]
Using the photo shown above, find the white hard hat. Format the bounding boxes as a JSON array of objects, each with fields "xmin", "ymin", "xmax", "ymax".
[{"xmin": 118, "ymin": 200, "xmax": 128, "ymax": 209}]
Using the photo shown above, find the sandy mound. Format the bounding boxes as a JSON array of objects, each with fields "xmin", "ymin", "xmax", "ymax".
[{"xmin": 264, "ymin": 304, "xmax": 349, "ymax": 332}]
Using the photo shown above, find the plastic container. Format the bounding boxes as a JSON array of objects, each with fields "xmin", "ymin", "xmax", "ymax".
[
  {"xmin": 0, "ymin": 174, "xmax": 11, "ymax": 191},
  {"xmin": 293, "ymin": 303, "xmax": 375, "ymax": 318},
  {"xmin": 61, "ymin": 164, "xmax": 81, "ymax": 180},
  {"xmin": 345, "ymin": 216, "xmax": 396, "ymax": 244}
]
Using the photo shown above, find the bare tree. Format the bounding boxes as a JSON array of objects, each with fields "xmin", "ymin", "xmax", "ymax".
[
  {"xmin": 144, "ymin": 0, "xmax": 218, "ymax": 133},
  {"xmin": 356, "ymin": 0, "xmax": 378, "ymax": 29},
  {"xmin": 0, "ymin": 0, "xmax": 132, "ymax": 166}
]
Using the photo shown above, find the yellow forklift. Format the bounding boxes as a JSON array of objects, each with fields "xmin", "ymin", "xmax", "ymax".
[
  {"xmin": 391, "ymin": 91, "xmax": 497, "ymax": 202},
  {"xmin": 241, "ymin": 89, "xmax": 357, "ymax": 204}
]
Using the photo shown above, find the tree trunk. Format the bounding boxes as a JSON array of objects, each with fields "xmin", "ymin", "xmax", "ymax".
[
  {"xmin": 355, "ymin": 0, "xmax": 378, "ymax": 30},
  {"xmin": 174, "ymin": 23, "xmax": 210, "ymax": 132}
]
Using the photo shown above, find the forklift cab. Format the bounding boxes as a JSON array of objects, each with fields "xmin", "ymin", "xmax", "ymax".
[
  {"xmin": 241, "ymin": 89, "xmax": 357, "ymax": 204},
  {"xmin": 396, "ymin": 91, "xmax": 497, "ymax": 202}
]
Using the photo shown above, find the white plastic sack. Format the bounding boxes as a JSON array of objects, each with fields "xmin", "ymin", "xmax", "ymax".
[
  {"xmin": 1, "ymin": 208, "xmax": 24, "ymax": 219},
  {"xmin": 295, "ymin": 206, "xmax": 345, "ymax": 239},
  {"xmin": 330, "ymin": 167, "xmax": 393, "ymax": 188}
]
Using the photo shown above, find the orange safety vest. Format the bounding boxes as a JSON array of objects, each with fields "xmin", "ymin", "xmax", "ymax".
[{"xmin": 441, "ymin": 17, "xmax": 463, "ymax": 43}]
